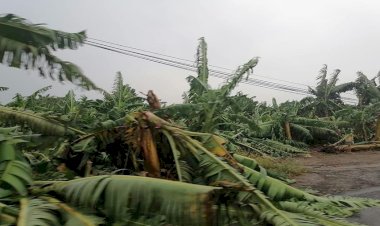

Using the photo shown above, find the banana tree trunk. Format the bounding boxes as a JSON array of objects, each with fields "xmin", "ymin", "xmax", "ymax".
[
  {"xmin": 333, "ymin": 143, "xmax": 380, "ymax": 152},
  {"xmin": 375, "ymin": 114, "xmax": 380, "ymax": 141},
  {"xmin": 284, "ymin": 121, "xmax": 292, "ymax": 140},
  {"xmin": 363, "ymin": 124, "xmax": 368, "ymax": 141},
  {"xmin": 140, "ymin": 127, "xmax": 161, "ymax": 177}
]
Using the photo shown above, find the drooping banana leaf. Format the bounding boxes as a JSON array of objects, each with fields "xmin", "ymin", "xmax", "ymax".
[
  {"xmin": 34, "ymin": 175, "xmax": 221, "ymax": 226},
  {"xmin": 0, "ymin": 14, "xmax": 99, "ymax": 90},
  {"xmin": 0, "ymin": 107, "xmax": 84, "ymax": 136}
]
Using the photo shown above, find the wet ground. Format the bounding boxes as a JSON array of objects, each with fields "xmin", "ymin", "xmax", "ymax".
[{"xmin": 293, "ymin": 150, "xmax": 380, "ymax": 225}]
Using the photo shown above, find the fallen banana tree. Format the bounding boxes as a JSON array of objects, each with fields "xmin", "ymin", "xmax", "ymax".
[
  {"xmin": 321, "ymin": 134, "xmax": 380, "ymax": 152},
  {"xmin": 324, "ymin": 142, "xmax": 380, "ymax": 152},
  {"xmin": 47, "ymin": 112, "xmax": 380, "ymax": 225},
  {"xmin": 1, "ymin": 112, "xmax": 380, "ymax": 225}
]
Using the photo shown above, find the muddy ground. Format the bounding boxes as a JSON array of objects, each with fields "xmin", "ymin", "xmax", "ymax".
[
  {"xmin": 293, "ymin": 150, "xmax": 380, "ymax": 225},
  {"xmin": 293, "ymin": 150, "xmax": 380, "ymax": 195}
]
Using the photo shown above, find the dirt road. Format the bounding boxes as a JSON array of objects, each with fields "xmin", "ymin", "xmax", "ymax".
[
  {"xmin": 293, "ymin": 150, "xmax": 380, "ymax": 195},
  {"xmin": 293, "ymin": 150, "xmax": 380, "ymax": 225}
]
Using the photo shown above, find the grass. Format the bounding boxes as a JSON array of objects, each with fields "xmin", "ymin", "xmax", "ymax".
[
  {"xmin": 236, "ymin": 150, "xmax": 308, "ymax": 178},
  {"xmin": 255, "ymin": 156, "xmax": 308, "ymax": 178}
]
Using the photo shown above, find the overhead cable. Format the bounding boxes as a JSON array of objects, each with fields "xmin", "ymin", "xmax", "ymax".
[{"xmin": 84, "ymin": 39, "xmax": 357, "ymax": 104}]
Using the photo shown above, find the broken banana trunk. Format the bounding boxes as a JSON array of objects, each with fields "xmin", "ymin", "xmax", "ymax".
[{"xmin": 140, "ymin": 127, "xmax": 161, "ymax": 177}]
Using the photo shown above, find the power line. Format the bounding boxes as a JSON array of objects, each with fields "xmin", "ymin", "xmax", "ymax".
[
  {"xmin": 88, "ymin": 37, "xmax": 233, "ymax": 71},
  {"xmin": 85, "ymin": 40, "xmax": 357, "ymax": 104},
  {"xmin": 88, "ymin": 37, "xmax": 310, "ymax": 88},
  {"xmin": 85, "ymin": 40, "xmax": 310, "ymax": 93},
  {"xmin": 84, "ymin": 39, "xmax": 358, "ymax": 104},
  {"xmin": 85, "ymin": 40, "xmax": 312, "ymax": 94},
  {"xmin": 88, "ymin": 37, "xmax": 359, "ymax": 93}
]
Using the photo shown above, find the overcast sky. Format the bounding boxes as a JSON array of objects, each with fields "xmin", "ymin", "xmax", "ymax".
[{"xmin": 1, "ymin": 0, "xmax": 379, "ymax": 104}]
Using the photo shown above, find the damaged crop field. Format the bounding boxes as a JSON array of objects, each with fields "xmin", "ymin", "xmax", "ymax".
[{"xmin": 0, "ymin": 12, "xmax": 380, "ymax": 226}]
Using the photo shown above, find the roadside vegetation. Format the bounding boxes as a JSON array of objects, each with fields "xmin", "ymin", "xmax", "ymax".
[{"xmin": 0, "ymin": 14, "xmax": 379, "ymax": 225}]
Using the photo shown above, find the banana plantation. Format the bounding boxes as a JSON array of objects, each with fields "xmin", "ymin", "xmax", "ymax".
[{"xmin": 1, "ymin": 14, "xmax": 380, "ymax": 226}]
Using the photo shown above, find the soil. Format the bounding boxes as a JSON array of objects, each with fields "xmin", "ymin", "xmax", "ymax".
[
  {"xmin": 292, "ymin": 149, "xmax": 380, "ymax": 225},
  {"xmin": 293, "ymin": 150, "xmax": 380, "ymax": 195}
]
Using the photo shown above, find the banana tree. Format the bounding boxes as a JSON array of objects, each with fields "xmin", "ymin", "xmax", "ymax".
[
  {"xmin": 159, "ymin": 38, "xmax": 309, "ymax": 157},
  {"xmin": 258, "ymin": 99, "xmax": 341, "ymax": 144},
  {"xmin": 0, "ymin": 14, "xmax": 98, "ymax": 90},
  {"xmin": 183, "ymin": 40, "xmax": 259, "ymax": 132},
  {"xmin": 187, "ymin": 37, "xmax": 210, "ymax": 101},
  {"xmin": 332, "ymin": 71, "xmax": 380, "ymax": 141},
  {"xmin": 306, "ymin": 65, "xmax": 355, "ymax": 117},
  {"xmin": 0, "ymin": 112, "xmax": 379, "ymax": 225},
  {"xmin": 6, "ymin": 86, "xmax": 52, "ymax": 110},
  {"xmin": 101, "ymin": 72, "xmax": 145, "ymax": 120},
  {"xmin": 375, "ymin": 113, "xmax": 380, "ymax": 141},
  {"xmin": 354, "ymin": 72, "xmax": 380, "ymax": 107},
  {"xmin": 335, "ymin": 103, "xmax": 380, "ymax": 141},
  {"xmin": 160, "ymin": 38, "xmax": 259, "ymax": 134}
]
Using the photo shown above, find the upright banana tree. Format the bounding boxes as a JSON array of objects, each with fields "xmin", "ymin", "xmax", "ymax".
[
  {"xmin": 306, "ymin": 65, "xmax": 355, "ymax": 117},
  {"xmin": 161, "ymin": 38, "xmax": 308, "ymax": 157},
  {"xmin": 335, "ymin": 103, "xmax": 380, "ymax": 141},
  {"xmin": 181, "ymin": 38, "xmax": 259, "ymax": 133},
  {"xmin": 354, "ymin": 72, "xmax": 380, "ymax": 106},
  {"xmin": 0, "ymin": 14, "xmax": 99, "ymax": 90},
  {"xmin": 187, "ymin": 37, "xmax": 209, "ymax": 101},
  {"xmin": 101, "ymin": 72, "xmax": 145, "ymax": 120},
  {"xmin": 346, "ymin": 72, "xmax": 380, "ymax": 141}
]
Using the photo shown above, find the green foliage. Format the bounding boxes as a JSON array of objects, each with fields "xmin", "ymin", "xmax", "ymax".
[
  {"xmin": 0, "ymin": 106, "xmax": 83, "ymax": 136},
  {"xmin": 335, "ymin": 103, "xmax": 380, "ymax": 141},
  {"xmin": 102, "ymin": 72, "xmax": 145, "ymax": 119},
  {"xmin": 0, "ymin": 127, "xmax": 32, "ymax": 198},
  {"xmin": 354, "ymin": 72, "xmax": 380, "ymax": 106},
  {"xmin": 175, "ymin": 38, "xmax": 259, "ymax": 133},
  {"xmin": 187, "ymin": 37, "xmax": 209, "ymax": 101},
  {"xmin": 0, "ymin": 92, "xmax": 378, "ymax": 226},
  {"xmin": 306, "ymin": 65, "xmax": 355, "ymax": 117},
  {"xmin": 0, "ymin": 14, "xmax": 98, "ymax": 90},
  {"xmin": 253, "ymin": 100, "xmax": 341, "ymax": 145},
  {"xmin": 1, "ymin": 22, "xmax": 380, "ymax": 225},
  {"xmin": 163, "ymin": 40, "xmax": 349, "ymax": 157},
  {"xmin": 6, "ymin": 86, "xmax": 52, "ymax": 110},
  {"xmin": 37, "ymin": 175, "xmax": 219, "ymax": 225},
  {"xmin": 17, "ymin": 198, "xmax": 60, "ymax": 226}
]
